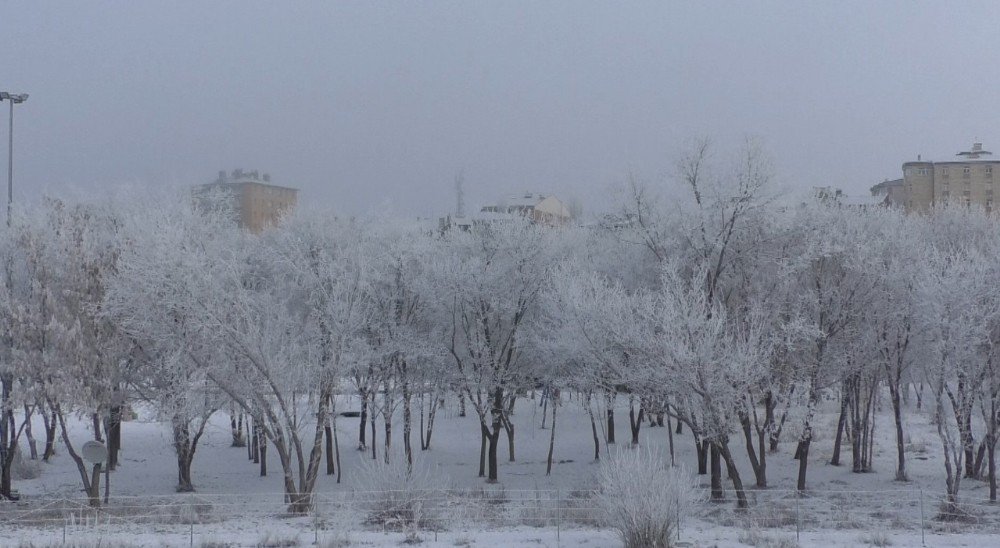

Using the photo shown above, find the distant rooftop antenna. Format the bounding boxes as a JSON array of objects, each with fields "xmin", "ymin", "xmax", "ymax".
[{"xmin": 454, "ymin": 170, "xmax": 465, "ymax": 217}]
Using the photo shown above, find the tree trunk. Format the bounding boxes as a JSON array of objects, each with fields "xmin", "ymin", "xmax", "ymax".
[
  {"xmin": 325, "ymin": 423, "xmax": 335, "ymax": 475},
  {"xmin": 741, "ymin": 414, "xmax": 765, "ymax": 488},
  {"xmin": 478, "ymin": 423, "xmax": 487, "ymax": 478},
  {"xmin": 259, "ymin": 427, "xmax": 267, "ymax": 477},
  {"xmin": 402, "ymin": 384, "xmax": 413, "ymax": 470},
  {"xmin": 988, "ymin": 431, "xmax": 997, "ymax": 502},
  {"xmin": 587, "ymin": 396, "xmax": 601, "ymax": 461},
  {"xmin": 770, "ymin": 385, "xmax": 795, "ymax": 453},
  {"xmin": 831, "ymin": 391, "xmax": 848, "ymax": 466},
  {"xmin": 230, "ymin": 408, "xmax": 246, "ymax": 447},
  {"xmin": 383, "ymin": 414, "xmax": 392, "ymax": 465},
  {"xmin": 666, "ymin": 415, "xmax": 675, "ymax": 466},
  {"xmin": 176, "ymin": 451, "xmax": 195, "ymax": 492},
  {"xmin": 88, "ymin": 463, "xmax": 102, "ymax": 507},
  {"xmin": 794, "ymin": 437, "xmax": 810, "ymax": 491},
  {"xmin": 333, "ymin": 413, "xmax": 342, "ymax": 484},
  {"xmin": 540, "ymin": 390, "xmax": 549, "ymax": 429},
  {"xmin": 546, "ymin": 395, "xmax": 557, "ymax": 475},
  {"xmin": 487, "ymin": 388, "xmax": 503, "ymax": 482},
  {"xmin": 251, "ymin": 417, "xmax": 259, "ymax": 463},
  {"xmin": 358, "ymin": 392, "xmax": 368, "ymax": 450},
  {"xmin": 92, "ymin": 413, "xmax": 104, "ymax": 442},
  {"xmin": 696, "ymin": 437, "xmax": 708, "ymax": 475},
  {"xmin": 606, "ymin": 408, "xmax": 616, "ymax": 444},
  {"xmin": 504, "ymin": 418, "xmax": 515, "ymax": 462},
  {"xmin": 370, "ymin": 411, "xmax": 377, "ymax": 461},
  {"xmin": 422, "ymin": 391, "xmax": 439, "ymax": 451},
  {"xmin": 54, "ymin": 407, "xmax": 100, "ymax": 507},
  {"xmin": 719, "ymin": 441, "xmax": 749, "ymax": 509},
  {"xmin": 173, "ymin": 419, "xmax": 195, "ymax": 492},
  {"xmin": 24, "ymin": 406, "xmax": 37, "ymax": 460},
  {"xmin": 890, "ymin": 384, "xmax": 907, "ymax": 481},
  {"xmin": 0, "ymin": 409, "xmax": 14, "ymax": 499},
  {"xmin": 487, "ymin": 427, "xmax": 500, "ymax": 483},
  {"xmin": 0, "ymin": 454, "xmax": 11, "ymax": 501},
  {"xmin": 107, "ymin": 404, "xmax": 122, "ymax": 471},
  {"xmin": 606, "ymin": 390, "xmax": 616, "ymax": 444},
  {"xmin": 42, "ymin": 410, "xmax": 57, "ymax": 461},
  {"xmin": 628, "ymin": 398, "xmax": 643, "ymax": 446},
  {"xmin": 988, "ymin": 396, "xmax": 997, "ymax": 501},
  {"xmin": 710, "ymin": 443, "xmax": 724, "ymax": 501}
]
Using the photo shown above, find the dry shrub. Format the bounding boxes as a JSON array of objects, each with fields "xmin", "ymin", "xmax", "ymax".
[
  {"xmin": 738, "ymin": 528, "xmax": 799, "ymax": 548},
  {"xmin": 12, "ymin": 448, "xmax": 41, "ymax": 480},
  {"xmin": 356, "ymin": 456, "xmax": 446, "ymax": 530},
  {"xmin": 595, "ymin": 447, "xmax": 698, "ymax": 548}
]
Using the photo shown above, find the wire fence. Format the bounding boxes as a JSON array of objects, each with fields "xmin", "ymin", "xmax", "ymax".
[{"xmin": 1, "ymin": 487, "xmax": 999, "ymax": 545}]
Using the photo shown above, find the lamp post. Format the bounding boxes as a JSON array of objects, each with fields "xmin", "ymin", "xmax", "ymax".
[{"xmin": 0, "ymin": 92, "xmax": 28, "ymax": 225}]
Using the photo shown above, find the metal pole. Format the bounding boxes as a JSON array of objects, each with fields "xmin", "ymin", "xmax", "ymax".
[{"xmin": 7, "ymin": 98, "xmax": 12, "ymax": 225}]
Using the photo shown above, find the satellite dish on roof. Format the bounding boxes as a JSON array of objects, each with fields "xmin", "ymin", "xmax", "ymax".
[{"xmin": 82, "ymin": 441, "xmax": 108, "ymax": 465}]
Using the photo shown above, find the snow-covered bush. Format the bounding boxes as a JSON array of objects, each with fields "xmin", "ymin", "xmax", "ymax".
[
  {"xmin": 12, "ymin": 448, "xmax": 41, "ymax": 480},
  {"xmin": 356, "ymin": 456, "xmax": 446, "ymax": 530},
  {"xmin": 596, "ymin": 447, "xmax": 697, "ymax": 548}
]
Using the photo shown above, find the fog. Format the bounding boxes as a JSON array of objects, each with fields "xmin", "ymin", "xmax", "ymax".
[{"xmin": 3, "ymin": 1, "xmax": 999, "ymax": 217}]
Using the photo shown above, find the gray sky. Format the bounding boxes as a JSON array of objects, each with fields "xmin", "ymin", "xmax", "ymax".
[{"xmin": 4, "ymin": 1, "xmax": 1000, "ymax": 217}]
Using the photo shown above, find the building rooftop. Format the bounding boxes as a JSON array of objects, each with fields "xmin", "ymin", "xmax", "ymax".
[
  {"xmin": 905, "ymin": 142, "xmax": 1000, "ymax": 164},
  {"xmin": 202, "ymin": 169, "xmax": 298, "ymax": 192}
]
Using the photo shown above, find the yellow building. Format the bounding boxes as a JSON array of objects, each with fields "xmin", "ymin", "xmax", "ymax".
[
  {"xmin": 887, "ymin": 143, "xmax": 1000, "ymax": 213},
  {"xmin": 193, "ymin": 169, "xmax": 298, "ymax": 232}
]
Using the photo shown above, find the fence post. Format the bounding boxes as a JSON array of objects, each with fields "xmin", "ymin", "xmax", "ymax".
[
  {"xmin": 556, "ymin": 488, "xmax": 561, "ymax": 545},
  {"xmin": 795, "ymin": 491, "xmax": 800, "ymax": 543},
  {"xmin": 314, "ymin": 494, "xmax": 320, "ymax": 545},
  {"xmin": 919, "ymin": 488, "xmax": 925, "ymax": 547},
  {"xmin": 189, "ymin": 521, "xmax": 194, "ymax": 548},
  {"xmin": 678, "ymin": 492, "xmax": 683, "ymax": 543}
]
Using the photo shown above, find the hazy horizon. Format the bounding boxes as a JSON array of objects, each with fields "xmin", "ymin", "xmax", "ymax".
[{"xmin": 4, "ymin": 1, "xmax": 1000, "ymax": 218}]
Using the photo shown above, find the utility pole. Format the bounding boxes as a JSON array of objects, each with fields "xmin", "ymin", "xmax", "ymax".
[{"xmin": 0, "ymin": 92, "xmax": 29, "ymax": 225}]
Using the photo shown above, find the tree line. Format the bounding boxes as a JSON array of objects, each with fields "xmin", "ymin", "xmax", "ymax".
[{"xmin": 1, "ymin": 143, "xmax": 998, "ymax": 517}]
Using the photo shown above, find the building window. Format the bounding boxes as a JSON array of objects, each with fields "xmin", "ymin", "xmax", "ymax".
[
  {"xmin": 987, "ymin": 166, "xmax": 994, "ymax": 177},
  {"xmin": 918, "ymin": 167, "xmax": 929, "ymax": 175},
  {"xmin": 942, "ymin": 167, "xmax": 950, "ymax": 178},
  {"xmin": 963, "ymin": 166, "xmax": 972, "ymax": 178}
]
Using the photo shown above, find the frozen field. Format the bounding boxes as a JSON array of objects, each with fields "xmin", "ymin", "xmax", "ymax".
[{"xmin": 2, "ymin": 390, "xmax": 999, "ymax": 546}]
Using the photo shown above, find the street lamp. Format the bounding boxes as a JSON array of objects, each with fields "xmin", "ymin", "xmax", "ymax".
[{"xmin": 0, "ymin": 92, "xmax": 28, "ymax": 224}]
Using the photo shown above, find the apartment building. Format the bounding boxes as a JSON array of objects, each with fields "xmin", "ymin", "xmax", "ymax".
[
  {"xmin": 193, "ymin": 169, "xmax": 298, "ymax": 232},
  {"xmin": 873, "ymin": 143, "xmax": 1000, "ymax": 213}
]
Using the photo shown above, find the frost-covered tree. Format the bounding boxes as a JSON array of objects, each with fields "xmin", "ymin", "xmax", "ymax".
[
  {"xmin": 109, "ymin": 200, "xmax": 368, "ymax": 512},
  {"xmin": 917, "ymin": 238, "xmax": 997, "ymax": 510},
  {"xmin": 429, "ymin": 219, "xmax": 555, "ymax": 482}
]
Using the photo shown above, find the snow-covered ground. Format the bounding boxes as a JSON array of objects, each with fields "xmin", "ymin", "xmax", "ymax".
[{"xmin": 2, "ymin": 392, "xmax": 999, "ymax": 546}]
